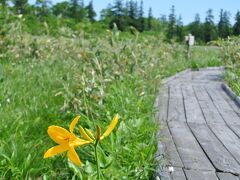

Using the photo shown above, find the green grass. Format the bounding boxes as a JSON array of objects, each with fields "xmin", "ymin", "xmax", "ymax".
[
  {"xmin": 224, "ymin": 70, "xmax": 240, "ymax": 96},
  {"xmin": 0, "ymin": 22, "xmax": 222, "ymax": 179},
  {"xmin": 221, "ymin": 37, "xmax": 240, "ymax": 96},
  {"xmin": 190, "ymin": 46, "xmax": 222, "ymax": 69}
]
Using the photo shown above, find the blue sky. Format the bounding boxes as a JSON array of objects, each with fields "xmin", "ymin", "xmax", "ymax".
[{"xmin": 30, "ymin": 0, "xmax": 240, "ymax": 25}]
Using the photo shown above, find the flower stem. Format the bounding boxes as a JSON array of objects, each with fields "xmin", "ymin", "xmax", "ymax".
[{"xmin": 94, "ymin": 142, "xmax": 101, "ymax": 180}]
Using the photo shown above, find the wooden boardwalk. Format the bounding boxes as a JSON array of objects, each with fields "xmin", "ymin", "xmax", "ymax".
[{"xmin": 155, "ymin": 68, "xmax": 240, "ymax": 180}]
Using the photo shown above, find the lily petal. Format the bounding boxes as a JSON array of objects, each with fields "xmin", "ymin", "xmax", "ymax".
[
  {"xmin": 48, "ymin": 126, "xmax": 71, "ymax": 144},
  {"xmin": 44, "ymin": 143, "xmax": 69, "ymax": 158},
  {"xmin": 70, "ymin": 115, "xmax": 80, "ymax": 133},
  {"xmin": 101, "ymin": 114, "xmax": 119, "ymax": 140},
  {"xmin": 69, "ymin": 137, "xmax": 91, "ymax": 147},
  {"xmin": 79, "ymin": 126, "xmax": 94, "ymax": 141},
  {"xmin": 67, "ymin": 147, "xmax": 81, "ymax": 166}
]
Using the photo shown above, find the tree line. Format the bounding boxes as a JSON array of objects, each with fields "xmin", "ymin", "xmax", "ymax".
[{"xmin": 1, "ymin": 0, "xmax": 240, "ymax": 43}]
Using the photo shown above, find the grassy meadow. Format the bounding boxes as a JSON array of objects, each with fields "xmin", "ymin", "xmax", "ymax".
[{"xmin": 0, "ymin": 20, "xmax": 223, "ymax": 179}]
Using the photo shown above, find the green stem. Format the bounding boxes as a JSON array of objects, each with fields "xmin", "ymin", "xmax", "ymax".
[{"xmin": 94, "ymin": 142, "xmax": 100, "ymax": 180}]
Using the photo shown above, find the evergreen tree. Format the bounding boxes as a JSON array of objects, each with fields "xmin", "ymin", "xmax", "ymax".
[
  {"xmin": 52, "ymin": 2, "xmax": 70, "ymax": 18},
  {"xmin": 204, "ymin": 9, "xmax": 217, "ymax": 42},
  {"xmin": 69, "ymin": 0, "xmax": 79, "ymax": 20},
  {"xmin": 189, "ymin": 14, "xmax": 204, "ymax": 42},
  {"xmin": 86, "ymin": 0, "xmax": 96, "ymax": 22},
  {"xmin": 176, "ymin": 15, "xmax": 184, "ymax": 42},
  {"xmin": 112, "ymin": 0, "xmax": 124, "ymax": 17},
  {"xmin": 128, "ymin": 0, "xmax": 138, "ymax": 28},
  {"xmin": 35, "ymin": 0, "xmax": 51, "ymax": 18},
  {"xmin": 79, "ymin": 0, "xmax": 86, "ymax": 21},
  {"xmin": 128, "ymin": 0, "xmax": 137, "ymax": 20},
  {"xmin": 218, "ymin": 9, "xmax": 231, "ymax": 38},
  {"xmin": 100, "ymin": 4, "xmax": 113, "ymax": 25},
  {"xmin": 218, "ymin": 9, "xmax": 224, "ymax": 38},
  {"xmin": 111, "ymin": 0, "xmax": 126, "ymax": 30},
  {"xmin": 233, "ymin": 11, "xmax": 240, "ymax": 36},
  {"xmin": 138, "ymin": 0, "xmax": 144, "ymax": 32},
  {"xmin": 147, "ymin": 7, "xmax": 153, "ymax": 30},
  {"xmin": 160, "ymin": 14, "xmax": 167, "ymax": 23},
  {"xmin": 167, "ymin": 5, "xmax": 176, "ymax": 39},
  {"xmin": 13, "ymin": 0, "xmax": 28, "ymax": 14}
]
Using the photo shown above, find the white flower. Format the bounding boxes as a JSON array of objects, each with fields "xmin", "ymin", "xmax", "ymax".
[
  {"xmin": 6, "ymin": 98, "xmax": 10, "ymax": 103},
  {"xmin": 168, "ymin": 166, "xmax": 174, "ymax": 173},
  {"xmin": 139, "ymin": 91, "xmax": 145, "ymax": 96}
]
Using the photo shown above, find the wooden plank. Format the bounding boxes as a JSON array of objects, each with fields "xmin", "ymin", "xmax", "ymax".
[
  {"xmin": 193, "ymin": 85, "xmax": 226, "ymax": 125},
  {"xmin": 217, "ymin": 173, "xmax": 239, "ymax": 180},
  {"xmin": 169, "ymin": 84, "xmax": 183, "ymax": 98},
  {"xmin": 156, "ymin": 86, "xmax": 169, "ymax": 122},
  {"xmin": 171, "ymin": 167, "xmax": 186, "ymax": 180},
  {"xmin": 168, "ymin": 85, "xmax": 186, "ymax": 122},
  {"xmin": 155, "ymin": 85, "xmax": 183, "ymax": 168},
  {"xmin": 189, "ymin": 123, "xmax": 240, "ymax": 174},
  {"xmin": 209, "ymin": 124, "xmax": 240, "ymax": 164},
  {"xmin": 168, "ymin": 121, "xmax": 214, "ymax": 171},
  {"xmin": 161, "ymin": 122, "xmax": 184, "ymax": 167},
  {"xmin": 206, "ymin": 86, "xmax": 240, "ymax": 136},
  {"xmin": 181, "ymin": 85, "xmax": 205, "ymax": 124},
  {"xmin": 207, "ymin": 88, "xmax": 240, "ymax": 125},
  {"xmin": 220, "ymin": 88, "xmax": 240, "ymax": 116},
  {"xmin": 228, "ymin": 124, "xmax": 240, "ymax": 138},
  {"xmin": 184, "ymin": 169, "xmax": 218, "ymax": 180},
  {"xmin": 192, "ymin": 85, "xmax": 210, "ymax": 101}
]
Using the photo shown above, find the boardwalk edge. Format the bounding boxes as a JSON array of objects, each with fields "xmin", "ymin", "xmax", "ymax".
[{"xmin": 222, "ymin": 83, "xmax": 240, "ymax": 107}]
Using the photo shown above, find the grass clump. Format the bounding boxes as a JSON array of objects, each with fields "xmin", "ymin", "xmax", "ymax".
[
  {"xmin": 190, "ymin": 46, "xmax": 222, "ymax": 69},
  {"xmin": 221, "ymin": 37, "xmax": 240, "ymax": 95}
]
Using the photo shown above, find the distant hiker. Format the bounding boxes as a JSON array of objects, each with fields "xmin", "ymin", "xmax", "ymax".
[{"xmin": 185, "ymin": 34, "xmax": 195, "ymax": 58}]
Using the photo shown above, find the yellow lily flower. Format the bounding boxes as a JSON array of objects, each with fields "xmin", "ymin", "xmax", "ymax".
[
  {"xmin": 79, "ymin": 114, "xmax": 119, "ymax": 142},
  {"xmin": 44, "ymin": 116, "xmax": 91, "ymax": 166}
]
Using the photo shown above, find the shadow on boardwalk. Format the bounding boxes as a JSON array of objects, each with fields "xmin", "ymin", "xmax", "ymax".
[{"xmin": 155, "ymin": 67, "xmax": 240, "ymax": 180}]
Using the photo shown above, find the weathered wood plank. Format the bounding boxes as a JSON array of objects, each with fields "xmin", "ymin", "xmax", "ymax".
[
  {"xmin": 168, "ymin": 85, "xmax": 186, "ymax": 122},
  {"xmin": 228, "ymin": 124, "xmax": 240, "ymax": 139},
  {"xmin": 193, "ymin": 85, "xmax": 226, "ymax": 125},
  {"xmin": 181, "ymin": 85, "xmax": 205, "ymax": 124},
  {"xmin": 207, "ymin": 88, "xmax": 240, "ymax": 125},
  {"xmin": 189, "ymin": 123, "xmax": 240, "ymax": 174},
  {"xmin": 184, "ymin": 169, "xmax": 218, "ymax": 180},
  {"xmin": 168, "ymin": 121, "xmax": 214, "ymax": 171},
  {"xmin": 220, "ymin": 88, "xmax": 240, "ymax": 116},
  {"xmin": 156, "ymin": 86, "xmax": 169, "ymax": 122},
  {"xmin": 160, "ymin": 121, "xmax": 184, "ymax": 167},
  {"xmin": 155, "ymin": 85, "xmax": 183, "ymax": 167},
  {"xmin": 171, "ymin": 167, "xmax": 186, "ymax": 180},
  {"xmin": 217, "ymin": 173, "xmax": 239, "ymax": 180},
  {"xmin": 209, "ymin": 124, "xmax": 240, "ymax": 164}
]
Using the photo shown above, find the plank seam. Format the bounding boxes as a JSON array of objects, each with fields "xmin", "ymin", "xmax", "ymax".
[
  {"xmin": 204, "ymin": 87, "xmax": 240, "ymax": 168},
  {"xmin": 166, "ymin": 85, "xmax": 186, "ymax": 170},
  {"xmin": 190, "ymin": 85, "xmax": 222, "ymax": 171}
]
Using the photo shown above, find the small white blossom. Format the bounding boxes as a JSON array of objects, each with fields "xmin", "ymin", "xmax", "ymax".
[
  {"xmin": 139, "ymin": 91, "xmax": 145, "ymax": 96},
  {"xmin": 168, "ymin": 166, "xmax": 174, "ymax": 173}
]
